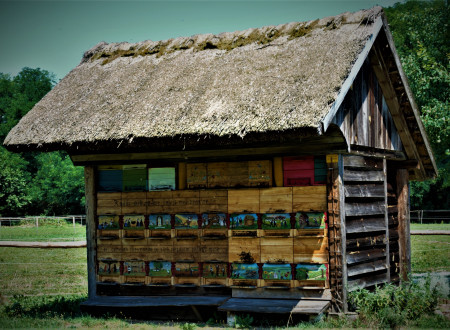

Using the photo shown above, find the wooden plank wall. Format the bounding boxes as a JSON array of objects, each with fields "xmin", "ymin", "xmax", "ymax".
[
  {"xmin": 94, "ymin": 185, "xmax": 329, "ymax": 295},
  {"xmin": 332, "ymin": 59, "xmax": 403, "ymax": 152},
  {"xmin": 342, "ymin": 155, "xmax": 391, "ymax": 292}
]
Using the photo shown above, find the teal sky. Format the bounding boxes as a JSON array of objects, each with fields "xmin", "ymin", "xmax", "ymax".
[{"xmin": 0, "ymin": 0, "xmax": 404, "ymax": 80}]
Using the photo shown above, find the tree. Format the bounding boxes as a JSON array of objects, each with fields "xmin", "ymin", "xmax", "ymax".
[
  {"xmin": 0, "ymin": 67, "xmax": 85, "ymax": 216},
  {"xmin": 385, "ymin": 0, "xmax": 450, "ymax": 209}
]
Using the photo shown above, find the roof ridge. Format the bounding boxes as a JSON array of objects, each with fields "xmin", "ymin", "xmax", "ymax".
[{"xmin": 82, "ymin": 6, "xmax": 383, "ymax": 65}]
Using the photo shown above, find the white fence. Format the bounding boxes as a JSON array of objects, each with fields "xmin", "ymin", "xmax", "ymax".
[
  {"xmin": 410, "ymin": 210, "xmax": 450, "ymax": 224},
  {"xmin": 0, "ymin": 215, "xmax": 86, "ymax": 227}
]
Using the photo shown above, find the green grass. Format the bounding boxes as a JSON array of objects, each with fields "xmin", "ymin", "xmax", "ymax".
[
  {"xmin": 410, "ymin": 223, "xmax": 450, "ymax": 231},
  {"xmin": 0, "ymin": 222, "xmax": 448, "ymax": 328},
  {"xmin": 0, "ymin": 247, "xmax": 87, "ymax": 296},
  {"xmin": 0, "ymin": 223, "xmax": 86, "ymax": 241},
  {"xmin": 411, "ymin": 235, "xmax": 450, "ymax": 273}
]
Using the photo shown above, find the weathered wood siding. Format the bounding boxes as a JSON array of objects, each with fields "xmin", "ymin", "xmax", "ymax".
[
  {"xmin": 332, "ymin": 59, "xmax": 402, "ymax": 151},
  {"xmin": 342, "ymin": 155, "xmax": 392, "ymax": 292}
]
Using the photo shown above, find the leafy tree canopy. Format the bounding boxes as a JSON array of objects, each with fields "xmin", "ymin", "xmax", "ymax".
[
  {"xmin": 0, "ymin": 68, "xmax": 84, "ymax": 216},
  {"xmin": 385, "ymin": 0, "xmax": 449, "ymax": 209}
]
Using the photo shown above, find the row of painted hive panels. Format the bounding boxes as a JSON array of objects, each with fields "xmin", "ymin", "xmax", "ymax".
[
  {"xmin": 98, "ymin": 157, "xmax": 328, "ymax": 192},
  {"xmin": 97, "ymin": 261, "xmax": 328, "ymax": 288},
  {"xmin": 96, "ymin": 186, "xmax": 327, "ymax": 214},
  {"xmin": 98, "ymin": 212, "xmax": 326, "ymax": 231}
]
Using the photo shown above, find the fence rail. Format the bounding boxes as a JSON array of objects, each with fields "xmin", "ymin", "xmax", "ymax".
[
  {"xmin": 0, "ymin": 215, "xmax": 87, "ymax": 242},
  {"xmin": 0, "ymin": 215, "xmax": 86, "ymax": 227},
  {"xmin": 410, "ymin": 210, "xmax": 450, "ymax": 224}
]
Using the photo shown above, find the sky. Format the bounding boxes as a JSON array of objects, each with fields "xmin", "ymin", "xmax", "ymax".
[{"xmin": 0, "ymin": 0, "xmax": 404, "ymax": 81}]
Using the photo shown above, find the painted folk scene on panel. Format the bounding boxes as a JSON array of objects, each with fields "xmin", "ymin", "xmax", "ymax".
[
  {"xmin": 98, "ymin": 215, "xmax": 120, "ymax": 230},
  {"xmin": 175, "ymin": 214, "xmax": 198, "ymax": 229},
  {"xmin": 123, "ymin": 214, "xmax": 145, "ymax": 229},
  {"xmin": 230, "ymin": 213, "xmax": 258, "ymax": 230},
  {"xmin": 202, "ymin": 213, "xmax": 227, "ymax": 229},
  {"xmin": 149, "ymin": 261, "xmax": 171, "ymax": 277},
  {"xmin": 148, "ymin": 214, "xmax": 171, "ymax": 229},
  {"xmin": 262, "ymin": 213, "xmax": 291, "ymax": 230},
  {"xmin": 123, "ymin": 260, "xmax": 146, "ymax": 276}
]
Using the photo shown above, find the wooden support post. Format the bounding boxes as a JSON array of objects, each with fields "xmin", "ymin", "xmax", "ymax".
[
  {"xmin": 84, "ymin": 166, "xmax": 97, "ymax": 299},
  {"xmin": 383, "ymin": 159, "xmax": 391, "ymax": 282},
  {"xmin": 178, "ymin": 162, "xmax": 187, "ymax": 190},
  {"xmin": 397, "ymin": 168, "xmax": 410, "ymax": 281},
  {"xmin": 273, "ymin": 157, "xmax": 283, "ymax": 187},
  {"xmin": 338, "ymin": 154, "xmax": 347, "ymax": 313}
]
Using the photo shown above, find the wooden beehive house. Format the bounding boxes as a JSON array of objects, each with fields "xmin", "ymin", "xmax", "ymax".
[{"xmin": 4, "ymin": 7, "xmax": 436, "ymax": 320}]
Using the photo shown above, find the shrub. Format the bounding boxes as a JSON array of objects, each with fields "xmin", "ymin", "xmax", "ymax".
[{"xmin": 348, "ymin": 275, "xmax": 440, "ymax": 328}]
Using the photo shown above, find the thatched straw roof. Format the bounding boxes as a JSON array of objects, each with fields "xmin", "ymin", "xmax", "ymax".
[{"xmin": 4, "ymin": 7, "xmax": 383, "ymax": 151}]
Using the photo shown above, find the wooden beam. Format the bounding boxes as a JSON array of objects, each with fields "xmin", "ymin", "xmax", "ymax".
[
  {"xmin": 178, "ymin": 162, "xmax": 187, "ymax": 190},
  {"xmin": 383, "ymin": 159, "xmax": 391, "ymax": 282},
  {"xmin": 84, "ymin": 166, "xmax": 97, "ymax": 299},
  {"xmin": 396, "ymin": 169, "xmax": 411, "ymax": 281},
  {"xmin": 338, "ymin": 154, "xmax": 348, "ymax": 313},
  {"xmin": 322, "ymin": 17, "xmax": 383, "ymax": 132},
  {"xmin": 71, "ymin": 139, "xmax": 347, "ymax": 166},
  {"xmin": 273, "ymin": 157, "xmax": 283, "ymax": 187}
]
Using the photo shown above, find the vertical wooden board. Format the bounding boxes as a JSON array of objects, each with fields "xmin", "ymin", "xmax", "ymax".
[
  {"xmin": 199, "ymin": 190, "xmax": 228, "ymax": 213},
  {"xmin": 314, "ymin": 156, "xmax": 327, "ymax": 184},
  {"xmin": 207, "ymin": 162, "xmax": 248, "ymax": 188},
  {"xmin": 148, "ymin": 167, "xmax": 176, "ymax": 191},
  {"xmin": 178, "ymin": 163, "xmax": 187, "ymax": 190},
  {"xmin": 259, "ymin": 187, "xmax": 293, "ymax": 213},
  {"xmin": 98, "ymin": 168, "xmax": 123, "ymax": 192},
  {"xmin": 85, "ymin": 166, "xmax": 97, "ymax": 298},
  {"xmin": 273, "ymin": 157, "xmax": 283, "ymax": 187},
  {"xmin": 186, "ymin": 163, "xmax": 208, "ymax": 189},
  {"xmin": 228, "ymin": 189, "xmax": 260, "ymax": 213},
  {"xmin": 122, "ymin": 165, "xmax": 147, "ymax": 192},
  {"xmin": 292, "ymin": 186, "xmax": 327, "ymax": 212},
  {"xmin": 293, "ymin": 237, "xmax": 328, "ymax": 263},
  {"xmin": 397, "ymin": 169, "xmax": 410, "ymax": 280},
  {"xmin": 248, "ymin": 160, "xmax": 272, "ymax": 187},
  {"xmin": 201, "ymin": 238, "xmax": 228, "ymax": 262},
  {"xmin": 228, "ymin": 237, "xmax": 260, "ymax": 263},
  {"xmin": 260, "ymin": 237, "xmax": 293, "ymax": 263},
  {"xmin": 173, "ymin": 238, "xmax": 201, "ymax": 262}
]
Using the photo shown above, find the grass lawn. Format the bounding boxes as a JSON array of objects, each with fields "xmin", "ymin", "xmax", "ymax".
[
  {"xmin": 411, "ymin": 235, "xmax": 450, "ymax": 273},
  {"xmin": 0, "ymin": 223, "xmax": 86, "ymax": 242},
  {"xmin": 0, "ymin": 247, "xmax": 87, "ymax": 296},
  {"xmin": 410, "ymin": 223, "xmax": 450, "ymax": 231},
  {"xmin": 0, "ymin": 223, "xmax": 449, "ymax": 328}
]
